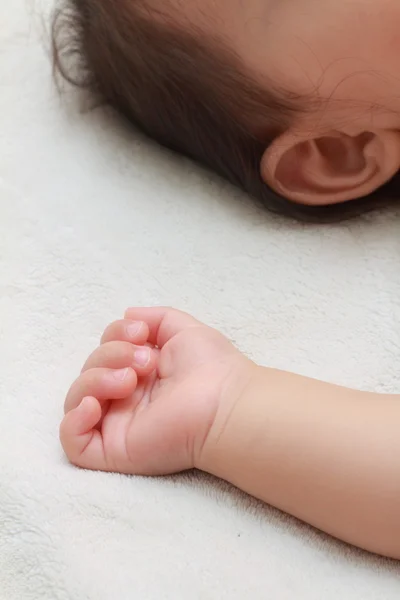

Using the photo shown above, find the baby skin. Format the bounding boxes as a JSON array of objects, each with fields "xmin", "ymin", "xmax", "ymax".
[{"xmin": 61, "ymin": 307, "xmax": 400, "ymax": 559}]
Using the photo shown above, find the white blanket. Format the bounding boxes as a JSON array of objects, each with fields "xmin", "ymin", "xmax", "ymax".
[{"xmin": 1, "ymin": 2, "xmax": 400, "ymax": 598}]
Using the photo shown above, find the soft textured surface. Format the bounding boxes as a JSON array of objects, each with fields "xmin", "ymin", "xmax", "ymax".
[{"xmin": 1, "ymin": 1, "xmax": 400, "ymax": 598}]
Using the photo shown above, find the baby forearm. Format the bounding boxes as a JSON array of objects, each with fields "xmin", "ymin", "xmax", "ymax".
[{"xmin": 200, "ymin": 367, "xmax": 400, "ymax": 558}]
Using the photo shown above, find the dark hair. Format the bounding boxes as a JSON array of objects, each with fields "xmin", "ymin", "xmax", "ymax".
[{"xmin": 51, "ymin": 0, "xmax": 399, "ymax": 222}]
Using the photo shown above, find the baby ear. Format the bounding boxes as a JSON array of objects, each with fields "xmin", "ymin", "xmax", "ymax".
[{"xmin": 260, "ymin": 129, "xmax": 400, "ymax": 206}]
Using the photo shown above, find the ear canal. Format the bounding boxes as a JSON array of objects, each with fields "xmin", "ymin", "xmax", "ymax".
[{"xmin": 261, "ymin": 129, "xmax": 400, "ymax": 206}]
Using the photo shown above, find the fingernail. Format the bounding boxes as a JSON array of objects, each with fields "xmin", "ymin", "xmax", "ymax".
[
  {"xmin": 126, "ymin": 321, "xmax": 143, "ymax": 338},
  {"xmin": 112, "ymin": 368, "xmax": 130, "ymax": 381},
  {"xmin": 134, "ymin": 347, "xmax": 150, "ymax": 367}
]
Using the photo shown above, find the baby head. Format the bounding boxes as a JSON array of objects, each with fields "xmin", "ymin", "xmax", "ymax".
[{"xmin": 53, "ymin": 0, "xmax": 400, "ymax": 221}]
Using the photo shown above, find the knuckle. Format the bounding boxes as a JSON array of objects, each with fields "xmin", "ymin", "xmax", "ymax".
[
  {"xmin": 99, "ymin": 341, "xmax": 116, "ymax": 362},
  {"xmin": 101, "ymin": 320, "xmax": 121, "ymax": 340},
  {"xmin": 103, "ymin": 341, "xmax": 133, "ymax": 363}
]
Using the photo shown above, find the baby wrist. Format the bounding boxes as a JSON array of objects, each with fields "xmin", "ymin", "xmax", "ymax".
[{"xmin": 195, "ymin": 360, "xmax": 262, "ymax": 475}]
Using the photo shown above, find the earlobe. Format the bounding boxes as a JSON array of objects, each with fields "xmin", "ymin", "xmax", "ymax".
[{"xmin": 261, "ymin": 129, "xmax": 400, "ymax": 206}]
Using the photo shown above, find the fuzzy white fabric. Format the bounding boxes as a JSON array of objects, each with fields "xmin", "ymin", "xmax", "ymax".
[{"xmin": 1, "ymin": 2, "xmax": 400, "ymax": 598}]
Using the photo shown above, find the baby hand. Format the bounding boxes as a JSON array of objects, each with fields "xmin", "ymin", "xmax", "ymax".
[{"xmin": 61, "ymin": 307, "xmax": 252, "ymax": 475}]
